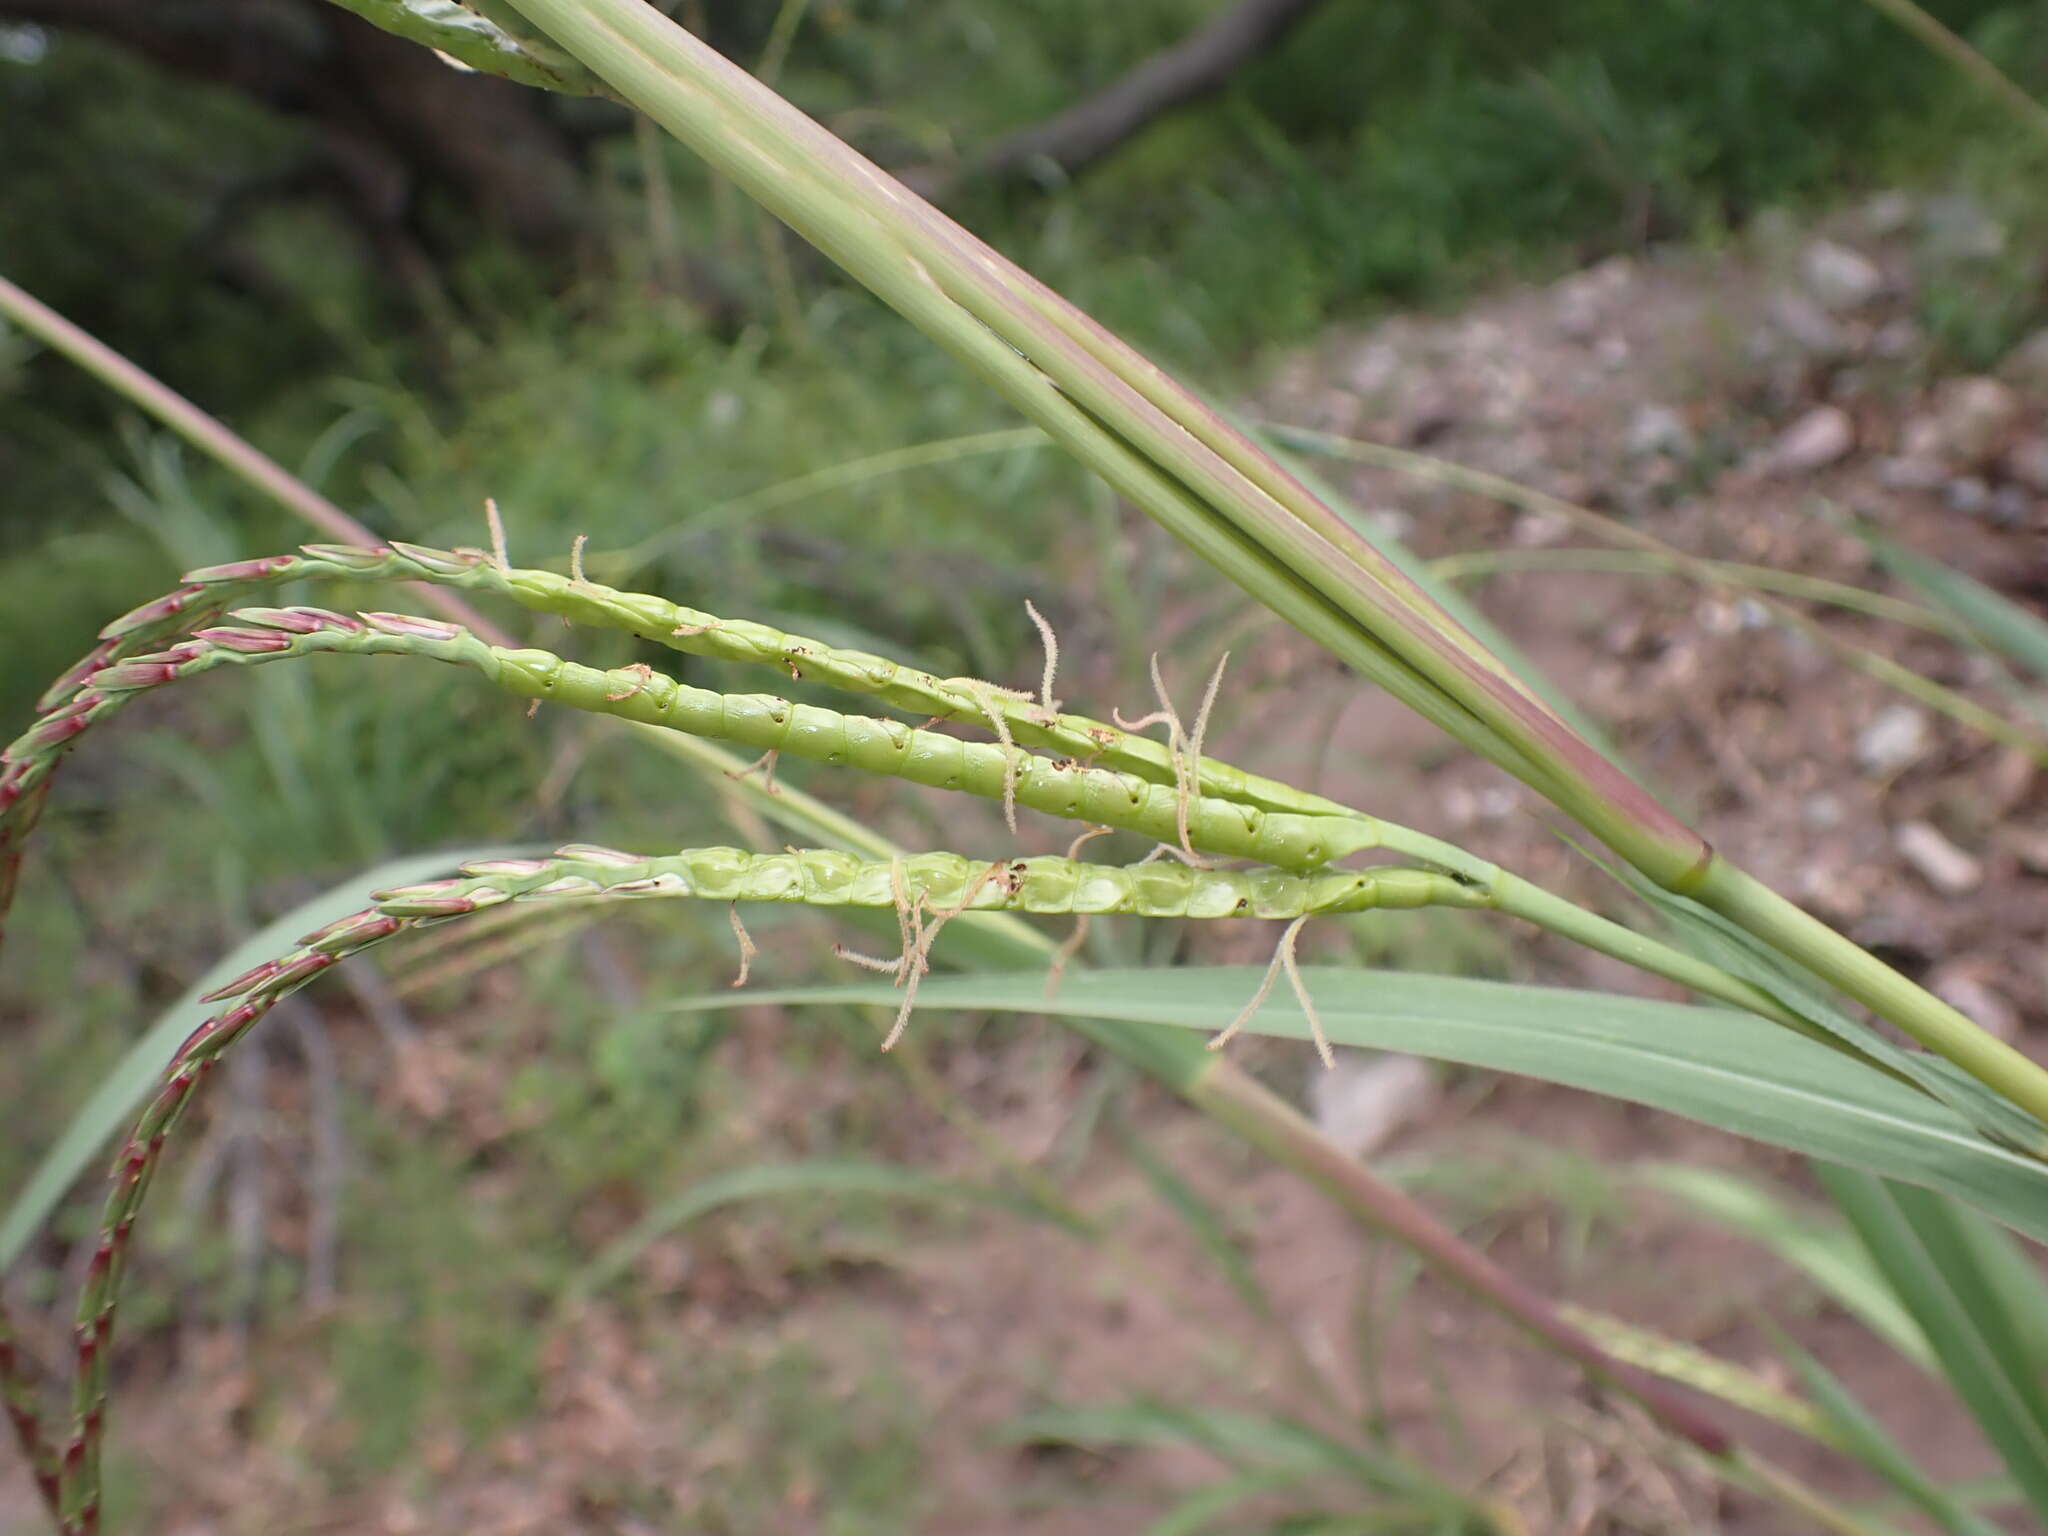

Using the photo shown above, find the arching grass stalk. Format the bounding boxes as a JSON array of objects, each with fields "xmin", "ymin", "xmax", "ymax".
[
  {"xmin": 324, "ymin": 0, "xmax": 2048, "ymax": 1129},
  {"xmin": 12, "ymin": 544, "xmax": 1960, "ymax": 1081},
  {"xmin": 3, "ymin": 600, "xmax": 1750, "ymax": 1526},
  {"xmin": 27, "ymin": 587, "xmax": 1845, "ymax": 1037},
  {"xmin": 0, "ymin": 287, "xmax": 1762, "ymax": 1525},
  {"xmin": 179, "ymin": 540, "xmax": 1368, "ymax": 818},
  {"xmin": 33, "ymin": 838, "xmax": 1747, "ymax": 1527},
  {"xmin": 2, "ymin": 543, "xmax": 1769, "ymax": 1523}
]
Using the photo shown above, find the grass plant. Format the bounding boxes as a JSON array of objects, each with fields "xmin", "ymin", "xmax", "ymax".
[{"xmin": 7, "ymin": 2, "xmax": 2048, "ymax": 1530}]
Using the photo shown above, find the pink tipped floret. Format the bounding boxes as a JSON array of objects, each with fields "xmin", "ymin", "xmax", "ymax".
[
  {"xmin": 266, "ymin": 949, "xmax": 339, "ymax": 991},
  {"xmin": 553, "ymin": 845, "xmax": 643, "ymax": 867},
  {"xmin": 373, "ymin": 879, "xmax": 478, "ymax": 917},
  {"xmin": 16, "ymin": 708, "xmax": 92, "ymax": 755},
  {"xmin": 180, "ymin": 555, "xmax": 299, "ymax": 585},
  {"xmin": 90, "ymin": 660, "xmax": 186, "ymax": 694},
  {"xmin": 193, "ymin": 626, "xmax": 295, "ymax": 654},
  {"xmin": 359, "ymin": 612, "xmax": 464, "ymax": 640},
  {"xmin": 228, "ymin": 606, "xmax": 363, "ymax": 635},
  {"xmin": 388, "ymin": 542, "xmax": 484, "ymax": 574},
  {"xmin": 36, "ymin": 642, "xmax": 120, "ymax": 712},
  {"xmin": 296, "ymin": 910, "xmax": 402, "ymax": 954},
  {"xmin": 196, "ymin": 961, "xmax": 279, "ymax": 1004},
  {"xmin": 99, "ymin": 586, "xmax": 204, "ymax": 640}
]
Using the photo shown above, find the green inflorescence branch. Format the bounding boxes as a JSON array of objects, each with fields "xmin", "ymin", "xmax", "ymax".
[
  {"xmin": 8, "ymin": 549, "xmax": 1837, "ymax": 1041},
  {"xmin": 0, "ymin": 535, "xmax": 1999, "ymax": 1528}
]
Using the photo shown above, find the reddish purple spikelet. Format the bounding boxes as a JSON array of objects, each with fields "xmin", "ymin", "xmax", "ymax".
[
  {"xmin": 173, "ymin": 1018, "xmax": 225, "ymax": 1059},
  {"xmin": 296, "ymin": 909, "xmax": 401, "ymax": 953},
  {"xmin": 36, "ymin": 641, "xmax": 120, "ymax": 712},
  {"xmin": 359, "ymin": 611, "xmax": 464, "ymax": 640},
  {"xmin": 229, "ymin": 606, "xmax": 364, "ymax": 635},
  {"xmin": 90, "ymin": 660, "xmax": 186, "ymax": 693},
  {"xmin": 181, "ymin": 555, "xmax": 298, "ymax": 585},
  {"xmin": 176, "ymin": 1004, "xmax": 258, "ymax": 1062},
  {"xmin": 386, "ymin": 894, "xmax": 480, "ymax": 918},
  {"xmin": 553, "ymin": 844, "xmax": 643, "ymax": 867},
  {"xmin": 193, "ymin": 626, "xmax": 295, "ymax": 655},
  {"xmin": 298, "ymin": 543, "xmax": 390, "ymax": 568},
  {"xmin": 459, "ymin": 857, "xmax": 552, "ymax": 878},
  {"xmin": 373, "ymin": 879, "xmax": 479, "ymax": 917},
  {"xmin": 389, "ymin": 541, "xmax": 484, "ymax": 574},
  {"xmin": 16, "ymin": 708, "xmax": 93, "ymax": 755},
  {"xmin": 197, "ymin": 961, "xmax": 278, "ymax": 1004},
  {"xmin": 266, "ymin": 949, "xmax": 338, "ymax": 990},
  {"xmin": 99, "ymin": 586, "xmax": 203, "ymax": 640}
]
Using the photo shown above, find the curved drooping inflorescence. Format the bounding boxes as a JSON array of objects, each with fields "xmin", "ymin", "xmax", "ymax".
[
  {"xmin": 1, "ymin": 547, "xmax": 1837, "ymax": 1532},
  {"xmin": 44, "ymin": 838, "xmax": 1476, "ymax": 1532},
  {"xmin": 0, "ymin": 558, "xmax": 304, "ymax": 947}
]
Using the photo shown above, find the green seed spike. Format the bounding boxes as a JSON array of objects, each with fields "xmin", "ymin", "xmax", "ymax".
[
  {"xmin": 182, "ymin": 541, "xmax": 1353, "ymax": 821},
  {"xmin": 383, "ymin": 845, "xmax": 1480, "ymax": 921},
  {"xmin": 178, "ymin": 608, "xmax": 1385, "ymax": 871},
  {"xmin": 11, "ymin": 565, "xmax": 1911, "ymax": 1059},
  {"xmin": 7, "ymin": 575, "xmax": 1877, "ymax": 1049}
]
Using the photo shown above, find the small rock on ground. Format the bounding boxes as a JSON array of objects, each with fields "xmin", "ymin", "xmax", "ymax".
[
  {"xmin": 1804, "ymin": 239, "xmax": 1884, "ymax": 312},
  {"xmin": 1894, "ymin": 820, "xmax": 1983, "ymax": 894},
  {"xmin": 1770, "ymin": 406, "xmax": 1854, "ymax": 474},
  {"xmin": 1309, "ymin": 1054, "xmax": 1437, "ymax": 1160},
  {"xmin": 1856, "ymin": 704, "xmax": 1930, "ymax": 777}
]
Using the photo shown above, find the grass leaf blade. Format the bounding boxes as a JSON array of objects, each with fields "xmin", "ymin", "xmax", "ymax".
[
  {"xmin": 678, "ymin": 968, "xmax": 2048, "ymax": 1246},
  {"xmin": 1820, "ymin": 1166, "xmax": 2048, "ymax": 1517}
]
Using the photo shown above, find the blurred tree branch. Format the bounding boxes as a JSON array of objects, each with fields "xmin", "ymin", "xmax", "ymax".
[
  {"xmin": 0, "ymin": 0, "xmax": 590, "ymax": 264},
  {"xmin": 906, "ymin": 0, "xmax": 1332, "ymax": 199}
]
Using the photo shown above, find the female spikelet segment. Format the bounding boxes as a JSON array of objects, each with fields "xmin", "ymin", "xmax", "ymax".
[{"xmin": 365, "ymin": 845, "xmax": 1477, "ymax": 922}]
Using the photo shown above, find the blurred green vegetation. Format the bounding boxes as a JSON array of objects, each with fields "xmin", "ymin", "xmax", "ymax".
[{"xmin": 6, "ymin": 0, "xmax": 2048, "ymax": 1525}]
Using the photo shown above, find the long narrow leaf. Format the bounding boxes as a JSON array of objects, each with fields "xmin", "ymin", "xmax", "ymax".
[
  {"xmin": 562, "ymin": 1158, "xmax": 1083, "ymax": 1304},
  {"xmin": 1639, "ymin": 1165, "xmax": 1933, "ymax": 1370},
  {"xmin": 673, "ymin": 969, "xmax": 2048, "ymax": 1246},
  {"xmin": 1821, "ymin": 1167, "xmax": 2048, "ymax": 1516},
  {"xmin": 999, "ymin": 1401, "xmax": 1457, "ymax": 1505},
  {"xmin": 1775, "ymin": 1333, "xmax": 2007, "ymax": 1536},
  {"xmin": 1856, "ymin": 522, "xmax": 2048, "ymax": 694}
]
